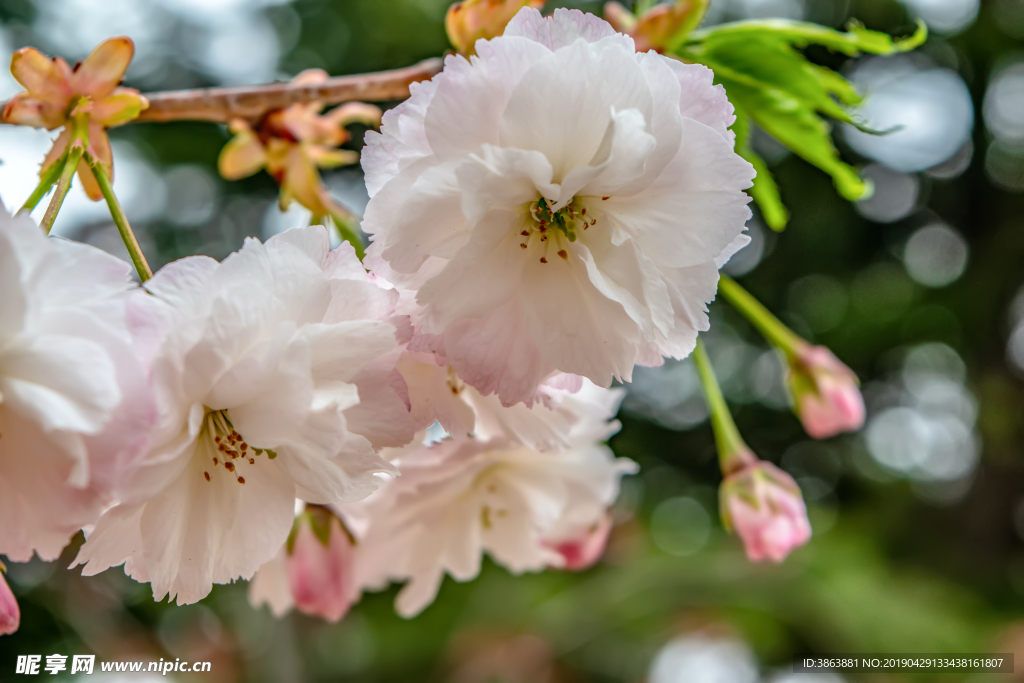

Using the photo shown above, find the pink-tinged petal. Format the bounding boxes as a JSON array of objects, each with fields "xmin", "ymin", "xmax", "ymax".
[
  {"xmin": 665, "ymin": 60, "xmax": 736, "ymax": 142},
  {"xmin": 2, "ymin": 93, "xmax": 65, "ymax": 130},
  {"xmin": 504, "ymin": 7, "xmax": 633, "ymax": 51},
  {"xmin": 286, "ymin": 510, "xmax": 359, "ymax": 622},
  {"xmin": 361, "ymin": 77, "xmax": 438, "ymax": 198},
  {"xmin": 443, "ymin": 298, "xmax": 555, "ymax": 406},
  {"xmin": 548, "ymin": 513, "xmax": 612, "ymax": 570},
  {"xmin": 40, "ymin": 128, "xmax": 73, "ymax": 175},
  {"xmin": 601, "ymin": 118, "xmax": 754, "ymax": 269},
  {"xmin": 423, "ymin": 37, "xmax": 550, "ymax": 163},
  {"xmin": 498, "ymin": 39, "xmax": 653, "ymax": 183},
  {"xmin": 91, "ymin": 89, "xmax": 148, "ymax": 127},
  {"xmin": 0, "ymin": 570, "xmax": 19, "ymax": 636},
  {"xmin": 9, "ymin": 48, "xmax": 73, "ymax": 106},
  {"xmin": 520, "ymin": 242, "xmax": 641, "ymax": 387},
  {"xmin": 72, "ymin": 37, "xmax": 135, "ymax": 101},
  {"xmin": 218, "ymin": 130, "xmax": 267, "ymax": 180}
]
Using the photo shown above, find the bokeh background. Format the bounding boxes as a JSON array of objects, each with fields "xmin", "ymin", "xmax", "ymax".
[{"xmin": 1, "ymin": 0, "xmax": 1022, "ymax": 680}]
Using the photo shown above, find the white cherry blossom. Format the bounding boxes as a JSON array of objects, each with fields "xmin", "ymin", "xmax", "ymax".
[
  {"xmin": 74, "ymin": 227, "xmax": 401, "ymax": 605},
  {"xmin": 0, "ymin": 207, "xmax": 154, "ymax": 562},
  {"xmin": 346, "ymin": 391, "xmax": 636, "ymax": 617},
  {"xmin": 362, "ymin": 7, "xmax": 754, "ymax": 405}
]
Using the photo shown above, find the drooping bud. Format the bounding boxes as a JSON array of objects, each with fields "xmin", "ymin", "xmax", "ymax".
[
  {"xmin": 603, "ymin": 0, "xmax": 709, "ymax": 53},
  {"xmin": 720, "ymin": 461, "xmax": 811, "ymax": 563},
  {"xmin": 549, "ymin": 514, "xmax": 613, "ymax": 571},
  {"xmin": 445, "ymin": 0, "xmax": 545, "ymax": 56},
  {"xmin": 285, "ymin": 506, "xmax": 358, "ymax": 623},
  {"xmin": 787, "ymin": 343, "xmax": 866, "ymax": 439},
  {"xmin": 0, "ymin": 563, "xmax": 19, "ymax": 636}
]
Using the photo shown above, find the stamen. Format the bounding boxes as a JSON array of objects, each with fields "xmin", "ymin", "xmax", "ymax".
[
  {"xmin": 540, "ymin": 257, "xmax": 548, "ymax": 264},
  {"xmin": 557, "ymin": 250, "xmax": 568, "ymax": 260},
  {"xmin": 237, "ymin": 476, "xmax": 245, "ymax": 485},
  {"xmin": 204, "ymin": 472, "xmax": 211, "ymax": 482}
]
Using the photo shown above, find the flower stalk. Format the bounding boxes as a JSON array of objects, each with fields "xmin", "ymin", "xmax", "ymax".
[
  {"xmin": 19, "ymin": 154, "xmax": 66, "ymax": 215},
  {"xmin": 718, "ymin": 276, "xmax": 865, "ymax": 438},
  {"xmin": 693, "ymin": 338, "xmax": 756, "ymax": 475},
  {"xmin": 718, "ymin": 275, "xmax": 802, "ymax": 358},
  {"xmin": 39, "ymin": 139, "xmax": 84, "ymax": 234},
  {"xmin": 86, "ymin": 152, "xmax": 152, "ymax": 281}
]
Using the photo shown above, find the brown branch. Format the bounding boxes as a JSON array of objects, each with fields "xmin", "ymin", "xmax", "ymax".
[{"xmin": 1, "ymin": 58, "xmax": 443, "ymax": 126}]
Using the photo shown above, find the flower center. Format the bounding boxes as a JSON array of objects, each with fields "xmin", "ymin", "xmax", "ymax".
[
  {"xmin": 200, "ymin": 409, "xmax": 277, "ymax": 486},
  {"xmin": 518, "ymin": 197, "xmax": 599, "ymax": 264}
]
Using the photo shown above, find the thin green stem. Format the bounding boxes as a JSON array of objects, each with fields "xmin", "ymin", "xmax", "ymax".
[
  {"xmin": 19, "ymin": 151, "xmax": 68, "ymax": 215},
  {"xmin": 86, "ymin": 153, "xmax": 153, "ymax": 282},
  {"xmin": 693, "ymin": 338, "xmax": 755, "ymax": 475},
  {"xmin": 327, "ymin": 206, "xmax": 365, "ymax": 261},
  {"xmin": 39, "ymin": 143, "xmax": 84, "ymax": 234},
  {"xmin": 718, "ymin": 275, "xmax": 803, "ymax": 358}
]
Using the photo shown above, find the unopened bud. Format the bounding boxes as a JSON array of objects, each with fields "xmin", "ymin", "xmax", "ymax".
[
  {"xmin": 446, "ymin": 0, "xmax": 545, "ymax": 56},
  {"xmin": 787, "ymin": 344, "xmax": 866, "ymax": 439},
  {"xmin": 285, "ymin": 506, "xmax": 358, "ymax": 623},
  {"xmin": 0, "ymin": 565, "xmax": 19, "ymax": 636},
  {"xmin": 721, "ymin": 461, "xmax": 811, "ymax": 563},
  {"xmin": 548, "ymin": 514, "xmax": 613, "ymax": 571}
]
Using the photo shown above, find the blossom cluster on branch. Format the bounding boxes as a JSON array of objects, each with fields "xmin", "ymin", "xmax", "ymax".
[{"xmin": 0, "ymin": 2, "xmax": 897, "ymax": 632}]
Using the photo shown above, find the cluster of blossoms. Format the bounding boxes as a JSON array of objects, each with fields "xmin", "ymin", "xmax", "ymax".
[{"xmin": 0, "ymin": 7, "xmax": 869, "ymax": 633}]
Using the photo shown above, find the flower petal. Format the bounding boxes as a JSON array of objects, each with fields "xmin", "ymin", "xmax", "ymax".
[
  {"xmin": 218, "ymin": 130, "xmax": 267, "ymax": 180},
  {"xmin": 72, "ymin": 37, "xmax": 135, "ymax": 101},
  {"xmin": 498, "ymin": 38, "xmax": 653, "ymax": 182},
  {"xmin": 2, "ymin": 93, "xmax": 65, "ymax": 129},
  {"xmin": 91, "ymin": 89, "xmax": 148, "ymax": 127},
  {"xmin": 9, "ymin": 48, "xmax": 72, "ymax": 105},
  {"xmin": 504, "ymin": 7, "xmax": 633, "ymax": 52},
  {"xmin": 601, "ymin": 118, "xmax": 754, "ymax": 269}
]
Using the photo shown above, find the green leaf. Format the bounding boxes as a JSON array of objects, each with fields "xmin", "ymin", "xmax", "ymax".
[
  {"xmin": 688, "ymin": 34, "xmax": 858, "ymax": 124},
  {"xmin": 687, "ymin": 18, "xmax": 927, "ymax": 56},
  {"xmin": 732, "ymin": 112, "xmax": 789, "ymax": 231},
  {"xmin": 724, "ymin": 79, "xmax": 871, "ymax": 201},
  {"xmin": 676, "ymin": 19, "xmax": 909, "ymax": 201}
]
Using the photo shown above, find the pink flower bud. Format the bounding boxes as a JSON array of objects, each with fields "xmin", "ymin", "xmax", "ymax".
[
  {"xmin": 0, "ymin": 568, "xmax": 19, "ymax": 636},
  {"xmin": 285, "ymin": 507, "xmax": 358, "ymax": 623},
  {"xmin": 787, "ymin": 345, "xmax": 866, "ymax": 439},
  {"xmin": 721, "ymin": 462, "xmax": 811, "ymax": 563},
  {"xmin": 550, "ymin": 514, "xmax": 613, "ymax": 571}
]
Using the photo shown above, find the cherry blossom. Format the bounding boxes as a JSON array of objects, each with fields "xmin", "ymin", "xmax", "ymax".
[
  {"xmin": 362, "ymin": 7, "xmax": 754, "ymax": 405},
  {"xmin": 0, "ymin": 207, "xmax": 154, "ymax": 563},
  {"xmin": 74, "ymin": 227, "xmax": 401, "ymax": 605},
  {"xmin": 350, "ymin": 406, "xmax": 636, "ymax": 617}
]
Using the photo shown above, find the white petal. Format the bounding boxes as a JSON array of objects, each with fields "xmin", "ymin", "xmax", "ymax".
[
  {"xmin": 602, "ymin": 118, "xmax": 754, "ymax": 269},
  {"xmin": 443, "ymin": 299, "xmax": 554, "ymax": 407},
  {"xmin": 499, "ymin": 39, "xmax": 653, "ymax": 183},
  {"xmin": 504, "ymin": 7, "xmax": 633, "ymax": 52}
]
